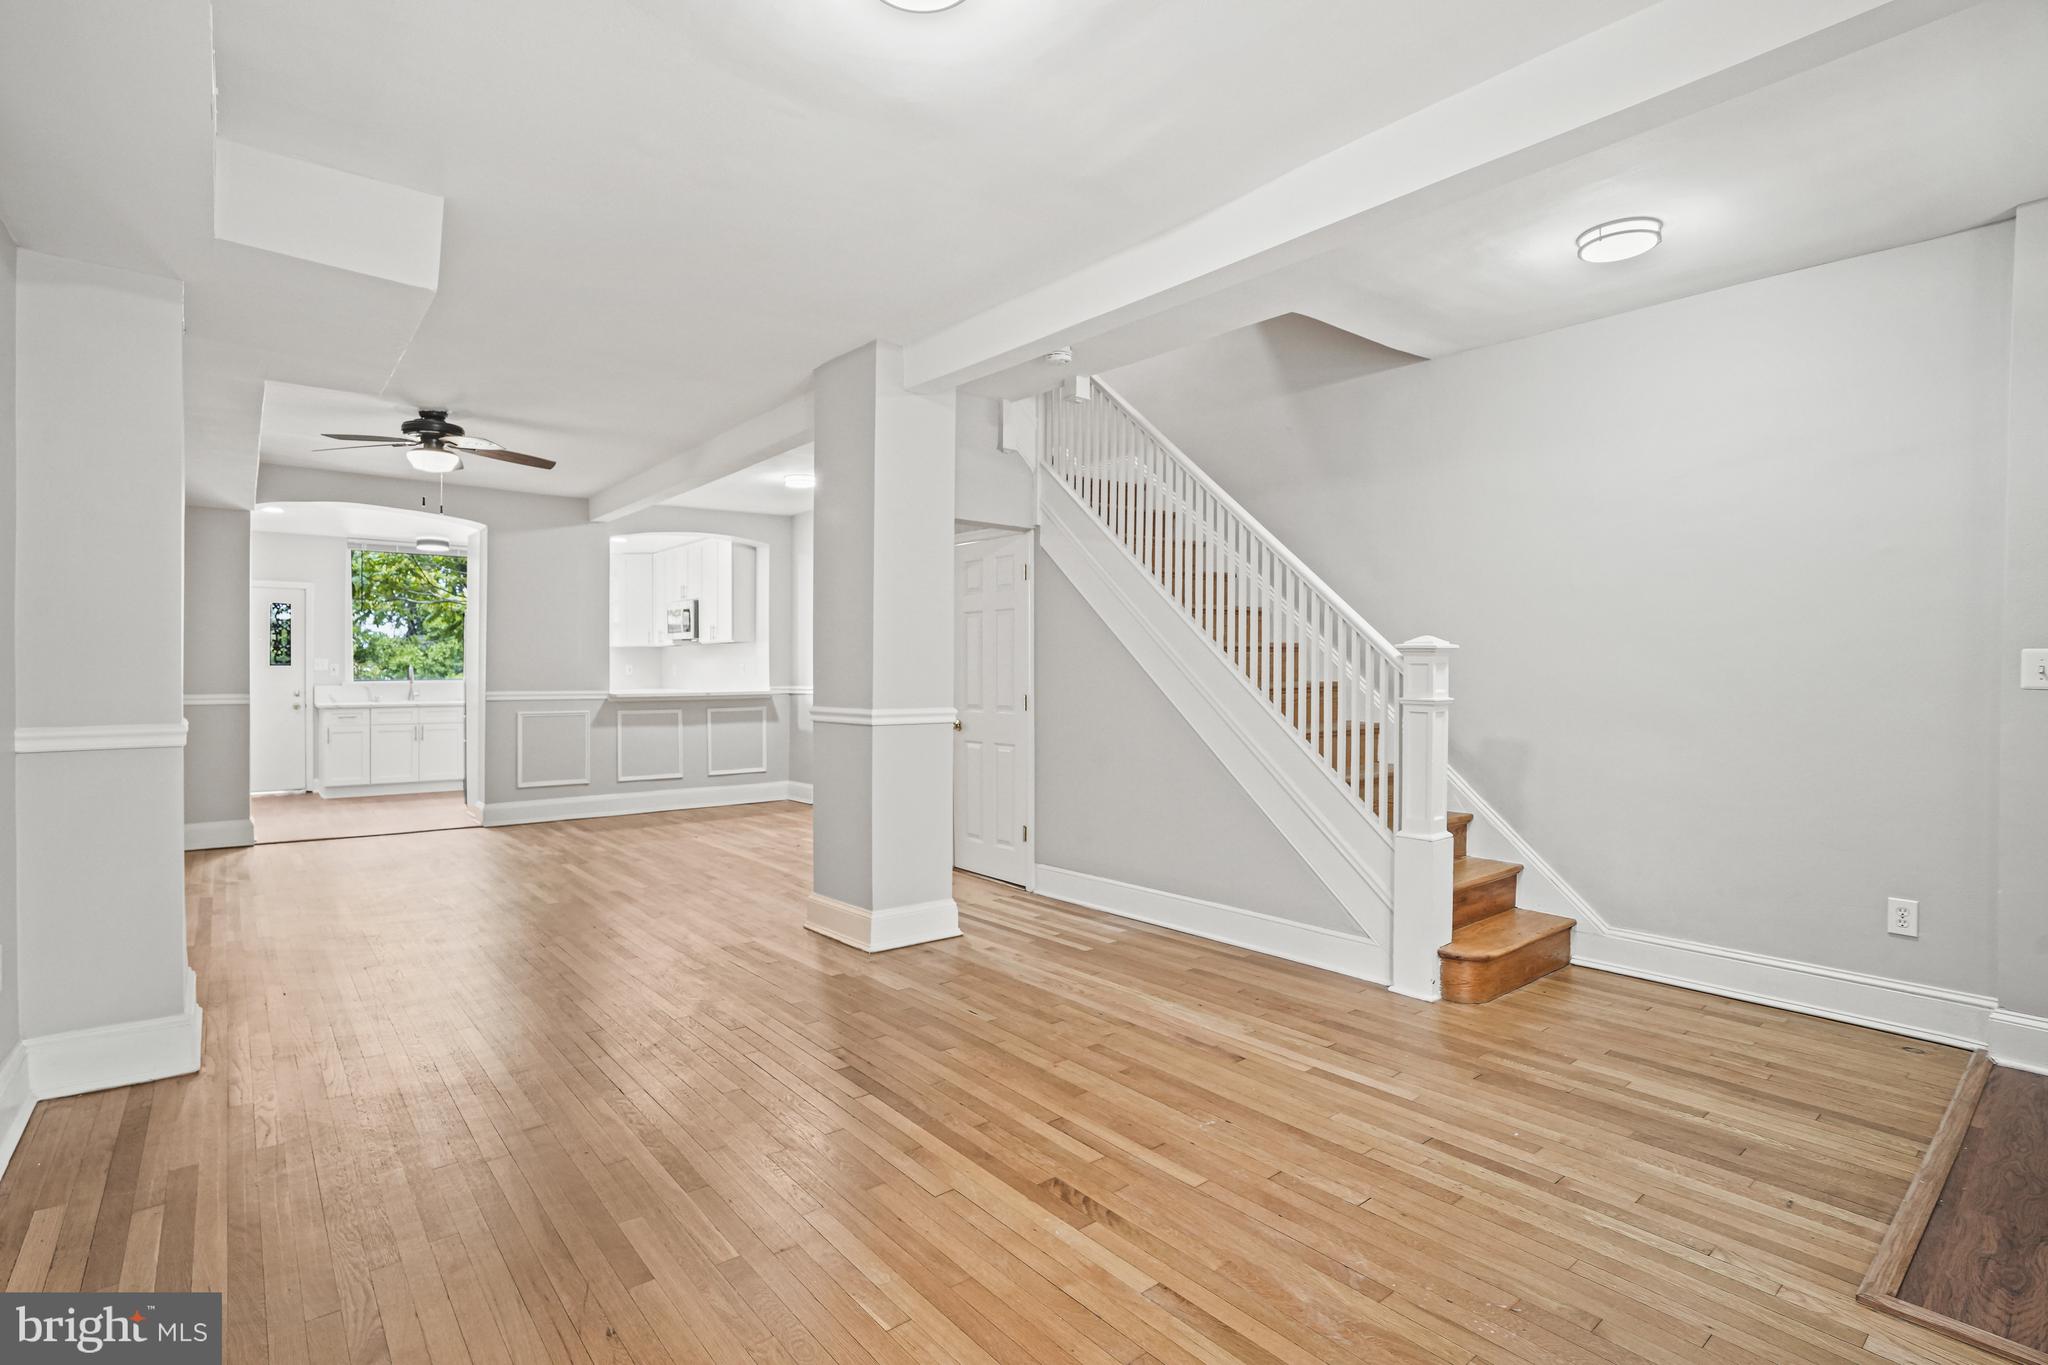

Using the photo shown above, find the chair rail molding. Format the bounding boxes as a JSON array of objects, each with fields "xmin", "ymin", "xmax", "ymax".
[
  {"xmin": 810, "ymin": 706, "xmax": 957, "ymax": 726},
  {"xmin": 15, "ymin": 720, "xmax": 190, "ymax": 752},
  {"xmin": 181, "ymin": 693, "xmax": 251, "ymax": 706}
]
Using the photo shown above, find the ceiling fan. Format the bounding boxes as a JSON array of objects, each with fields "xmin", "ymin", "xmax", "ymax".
[{"xmin": 317, "ymin": 409, "xmax": 557, "ymax": 473}]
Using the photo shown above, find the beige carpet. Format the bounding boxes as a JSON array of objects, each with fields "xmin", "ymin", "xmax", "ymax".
[{"xmin": 251, "ymin": 790, "xmax": 481, "ymax": 844}]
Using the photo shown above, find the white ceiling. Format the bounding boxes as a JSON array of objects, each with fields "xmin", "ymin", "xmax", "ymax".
[
  {"xmin": 253, "ymin": 500, "xmax": 482, "ymax": 546},
  {"xmin": 1305, "ymin": 0, "xmax": 2048, "ymax": 356},
  {"xmin": 3, "ymin": 1, "xmax": 2041, "ymax": 513},
  {"xmin": 1, "ymin": 0, "xmax": 1644, "ymax": 505},
  {"xmin": 663, "ymin": 445, "xmax": 816, "ymax": 517}
]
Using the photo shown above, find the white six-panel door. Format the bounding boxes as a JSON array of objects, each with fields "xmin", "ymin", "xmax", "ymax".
[{"xmin": 953, "ymin": 532, "xmax": 1033, "ymax": 885}]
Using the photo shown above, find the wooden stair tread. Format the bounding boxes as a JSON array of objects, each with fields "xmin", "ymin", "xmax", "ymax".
[
  {"xmin": 1440, "ymin": 909, "xmax": 1576, "ymax": 962},
  {"xmin": 1448, "ymin": 811, "xmax": 1472, "ymax": 834},
  {"xmin": 1453, "ymin": 857, "xmax": 1521, "ymax": 892}
]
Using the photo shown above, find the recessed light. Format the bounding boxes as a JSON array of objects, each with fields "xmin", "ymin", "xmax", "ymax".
[
  {"xmin": 1576, "ymin": 217, "xmax": 1662, "ymax": 263},
  {"xmin": 880, "ymin": 0, "xmax": 964, "ymax": 9},
  {"xmin": 784, "ymin": 473, "xmax": 818, "ymax": 491}
]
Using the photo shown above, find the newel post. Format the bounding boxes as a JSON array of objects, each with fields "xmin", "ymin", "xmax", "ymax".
[{"xmin": 1391, "ymin": 636, "xmax": 1457, "ymax": 1001}]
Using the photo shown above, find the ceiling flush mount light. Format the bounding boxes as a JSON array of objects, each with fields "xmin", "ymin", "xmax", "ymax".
[
  {"xmin": 406, "ymin": 442, "xmax": 464, "ymax": 474},
  {"xmin": 880, "ymin": 0, "xmax": 965, "ymax": 10},
  {"xmin": 259, "ymin": 504, "xmax": 284, "ymax": 515},
  {"xmin": 414, "ymin": 534, "xmax": 452, "ymax": 554},
  {"xmin": 1576, "ymin": 216, "xmax": 1663, "ymax": 263},
  {"xmin": 784, "ymin": 473, "xmax": 818, "ymax": 490}
]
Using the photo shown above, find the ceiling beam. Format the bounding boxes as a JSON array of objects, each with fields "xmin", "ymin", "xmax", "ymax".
[
  {"xmin": 588, "ymin": 394, "xmax": 813, "ymax": 522},
  {"xmin": 903, "ymin": 0, "xmax": 1973, "ymax": 392}
]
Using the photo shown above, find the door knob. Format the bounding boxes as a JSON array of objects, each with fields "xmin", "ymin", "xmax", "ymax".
[
  {"xmin": 952, "ymin": 719, "xmax": 962, "ymax": 731},
  {"xmin": 292, "ymin": 703, "xmax": 301, "ymax": 710}
]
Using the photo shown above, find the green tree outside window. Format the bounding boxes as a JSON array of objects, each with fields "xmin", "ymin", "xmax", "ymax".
[{"xmin": 352, "ymin": 550, "xmax": 467, "ymax": 681}]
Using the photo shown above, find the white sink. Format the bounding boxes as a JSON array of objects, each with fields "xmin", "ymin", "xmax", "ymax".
[{"xmin": 314, "ymin": 681, "xmax": 465, "ymax": 708}]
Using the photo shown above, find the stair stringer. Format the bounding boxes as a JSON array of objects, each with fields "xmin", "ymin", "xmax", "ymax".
[{"xmin": 1040, "ymin": 474, "xmax": 1394, "ymax": 980}]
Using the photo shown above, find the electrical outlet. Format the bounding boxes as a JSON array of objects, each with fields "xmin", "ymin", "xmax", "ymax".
[{"xmin": 1887, "ymin": 897, "xmax": 1919, "ymax": 938}]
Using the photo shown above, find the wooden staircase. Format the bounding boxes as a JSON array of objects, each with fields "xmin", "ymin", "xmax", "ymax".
[
  {"xmin": 1439, "ymin": 811, "xmax": 1575, "ymax": 1002},
  {"xmin": 1116, "ymin": 510, "xmax": 1576, "ymax": 1002}
]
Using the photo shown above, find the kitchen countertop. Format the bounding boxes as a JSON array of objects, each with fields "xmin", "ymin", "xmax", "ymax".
[
  {"xmin": 313, "ymin": 697, "xmax": 466, "ymax": 710},
  {"xmin": 608, "ymin": 689, "xmax": 776, "ymax": 700}
]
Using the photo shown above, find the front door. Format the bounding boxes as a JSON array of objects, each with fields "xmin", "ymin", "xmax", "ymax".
[
  {"xmin": 953, "ymin": 532, "xmax": 1033, "ymax": 885},
  {"xmin": 251, "ymin": 584, "xmax": 308, "ymax": 792}
]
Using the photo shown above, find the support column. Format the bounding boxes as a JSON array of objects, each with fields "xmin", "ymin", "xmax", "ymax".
[
  {"xmin": 13, "ymin": 252, "xmax": 198, "ymax": 1096},
  {"xmin": 1390, "ymin": 636, "xmax": 1456, "ymax": 1001},
  {"xmin": 805, "ymin": 342, "xmax": 961, "ymax": 951}
]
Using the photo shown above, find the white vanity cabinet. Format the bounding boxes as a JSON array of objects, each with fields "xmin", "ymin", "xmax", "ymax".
[{"xmin": 319, "ymin": 704, "xmax": 465, "ymax": 791}]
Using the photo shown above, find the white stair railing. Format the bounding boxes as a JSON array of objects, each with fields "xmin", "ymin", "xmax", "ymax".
[{"xmin": 1039, "ymin": 379, "xmax": 1458, "ymax": 997}]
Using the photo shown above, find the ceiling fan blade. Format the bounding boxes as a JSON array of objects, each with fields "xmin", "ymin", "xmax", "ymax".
[
  {"xmin": 313, "ymin": 443, "xmax": 412, "ymax": 452},
  {"xmin": 320, "ymin": 432, "xmax": 409, "ymax": 443},
  {"xmin": 471, "ymin": 447, "xmax": 556, "ymax": 470}
]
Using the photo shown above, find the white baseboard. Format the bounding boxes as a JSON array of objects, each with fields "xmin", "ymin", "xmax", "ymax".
[
  {"xmin": 1446, "ymin": 767, "xmax": 1998, "ymax": 1050},
  {"xmin": 480, "ymin": 780, "xmax": 806, "ymax": 827},
  {"xmin": 786, "ymin": 781, "xmax": 814, "ymax": 805},
  {"xmin": 1988, "ymin": 1009, "xmax": 2048, "ymax": 1075},
  {"xmin": 806, "ymin": 893, "xmax": 961, "ymax": 952},
  {"xmin": 319, "ymin": 780, "xmax": 464, "ymax": 799},
  {"xmin": 184, "ymin": 818, "xmax": 255, "ymax": 851},
  {"xmin": 0, "ymin": 1044, "xmax": 32, "ymax": 1185},
  {"xmin": 1034, "ymin": 865, "xmax": 1388, "ymax": 984},
  {"xmin": 24, "ymin": 997, "xmax": 205, "ymax": 1102}
]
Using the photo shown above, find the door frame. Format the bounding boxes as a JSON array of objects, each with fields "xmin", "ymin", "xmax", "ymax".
[
  {"xmin": 952, "ymin": 526, "xmax": 1037, "ymax": 891},
  {"xmin": 250, "ymin": 578, "xmax": 316, "ymax": 794}
]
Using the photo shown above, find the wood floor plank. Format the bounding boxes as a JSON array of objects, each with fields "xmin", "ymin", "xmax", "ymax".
[{"xmin": 0, "ymin": 804, "xmax": 2013, "ymax": 1363}]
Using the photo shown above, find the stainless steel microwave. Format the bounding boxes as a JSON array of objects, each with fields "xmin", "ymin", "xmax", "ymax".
[{"xmin": 665, "ymin": 600, "xmax": 698, "ymax": 642}]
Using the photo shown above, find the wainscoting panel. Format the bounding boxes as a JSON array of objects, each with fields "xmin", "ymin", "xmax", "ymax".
[
  {"xmin": 707, "ymin": 706, "xmax": 769, "ymax": 776},
  {"xmin": 516, "ymin": 710, "xmax": 592, "ymax": 789},
  {"xmin": 618, "ymin": 708, "xmax": 686, "ymax": 783}
]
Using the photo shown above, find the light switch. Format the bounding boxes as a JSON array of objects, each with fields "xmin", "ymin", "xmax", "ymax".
[{"xmin": 2024, "ymin": 649, "xmax": 2048, "ymax": 691}]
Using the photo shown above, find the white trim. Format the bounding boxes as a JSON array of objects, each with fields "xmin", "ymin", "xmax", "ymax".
[
  {"xmin": 1988, "ymin": 1009, "xmax": 2048, "ymax": 1076},
  {"xmin": 611, "ymin": 689, "xmax": 779, "ymax": 701},
  {"xmin": 480, "ymin": 780, "xmax": 805, "ymax": 827},
  {"xmin": 786, "ymin": 781, "xmax": 814, "ymax": 804},
  {"xmin": 515, "ymin": 710, "xmax": 592, "ymax": 789},
  {"xmin": 15, "ymin": 721, "xmax": 189, "ymax": 753},
  {"xmin": 1035, "ymin": 866, "xmax": 1388, "ymax": 984},
  {"xmin": 185, "ymin": 818, "xmax": 255, "ymax": 851},
  {"xmin": 772, "ymin": 685, "xmax": 814, "ymax": 696},
  {"xmin": 810, "ymin": 706, "xmax": 958, "ymax": 727},
  {"xmin": 317, "ymin": 779, "xmax": 464, "ymax": 799},
  {"xmin": 182, "ymin": 693, "xmax": 250, "ymax": 706},
  {"xmin": 806, "ymin": 894, "xmax": 961, "ymax": 952},
  {"xmin": 1446, "ymin": 766, "xmax": 1999, "ymax": 1050},
  {"xmin": 485, "ymin": 690, "xmax": 608, "ymax": 703},
  {"xmin": 24, "ymin": 991, "xmax": 204, "ymax": 1102},
  {"xmin": 617, "ymin": 709, "xmax": 686, "ymax": 783},
  {"xmin": 0, "ymin": 1045, "xmax": 31, "ymax": 1185},
  {"xmin": 707, "ymin": 705, "xmax": 770, "ymax": 776}
]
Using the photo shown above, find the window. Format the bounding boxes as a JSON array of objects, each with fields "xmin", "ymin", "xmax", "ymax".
[
  {"xmin": 351, "ymin": 549, "xmax": 467, "ymax": 681},
  {"xmin": 267, "ymin": 601, "xmax": 292, "ymax": 666}
]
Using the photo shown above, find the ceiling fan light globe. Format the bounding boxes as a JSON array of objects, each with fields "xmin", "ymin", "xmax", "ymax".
[{"xmin": 406, "ymin": 445, "xmax": 463, "ymax": 474}]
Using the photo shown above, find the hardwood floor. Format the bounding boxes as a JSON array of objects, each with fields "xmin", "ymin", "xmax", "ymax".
[
  {"xmin": 0, "ymin": 802, "xmax": 2013, "ymax": 1363},
  {"xmin": 252, "ymin": 790, "xmax": 481, "ymax": 844},
  {"xmin": 1897, "ymin": 1065, "xmax": 2048, "ymax": 1356}
]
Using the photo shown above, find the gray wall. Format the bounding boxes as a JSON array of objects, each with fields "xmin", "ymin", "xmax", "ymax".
[
  {"xmin": 1107, "ymin": 225, "xmax": 2015, "ymax": 999},
  {"xmin": 1036, "ymin": 558, "xmax": 1355, "ymax": 932},
  {"xmin": 251, "ymin": 465, "xmax": 806, "ymax": 812},
  {"xmin": 1998, "ymin": 202, "xmax": 2048, "ymax": 1018},
  {"xmin": 184, "ymin": 506, "xmax": 251, "ymax": 830},
  {"xmin": 957, "ymin": 394, "xmax": 1034, "ymax": 529},
  {"xmin": 0, "ymin": 231, "xmax": 17, "ymax": 1061}
]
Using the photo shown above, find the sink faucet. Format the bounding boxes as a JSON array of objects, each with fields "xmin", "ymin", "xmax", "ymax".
[{"xmin": 406, "ymin": 664, "xmax": 417, "ymax": 701}]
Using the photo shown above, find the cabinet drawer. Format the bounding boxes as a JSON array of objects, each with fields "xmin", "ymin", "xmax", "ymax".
[
  {"xmin": 371, "ymin": 707, "xmax": 418, "ymax": 728},
  {"xmin": 323, "ymin": 708, "xmax": 369, "ymax": 729}
]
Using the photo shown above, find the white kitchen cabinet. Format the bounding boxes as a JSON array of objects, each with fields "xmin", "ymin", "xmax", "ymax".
[
  {"xmin": 319, "ymin": 705, "xmax": 465, "ymax": 790},
  {"xmin": 687, "ymin": 539, "xmax": 756, "ymax": 644},
  {"xmin": 371, "ymin": 710, "xmax": 418, "ymax": 784},
  {"xmin": 321, "ymin": 709, "xmax": 370, "ymax": 786},
  {"xmin": 419, "ymin": 712, "xmax": 466, "ymax": 782}
]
